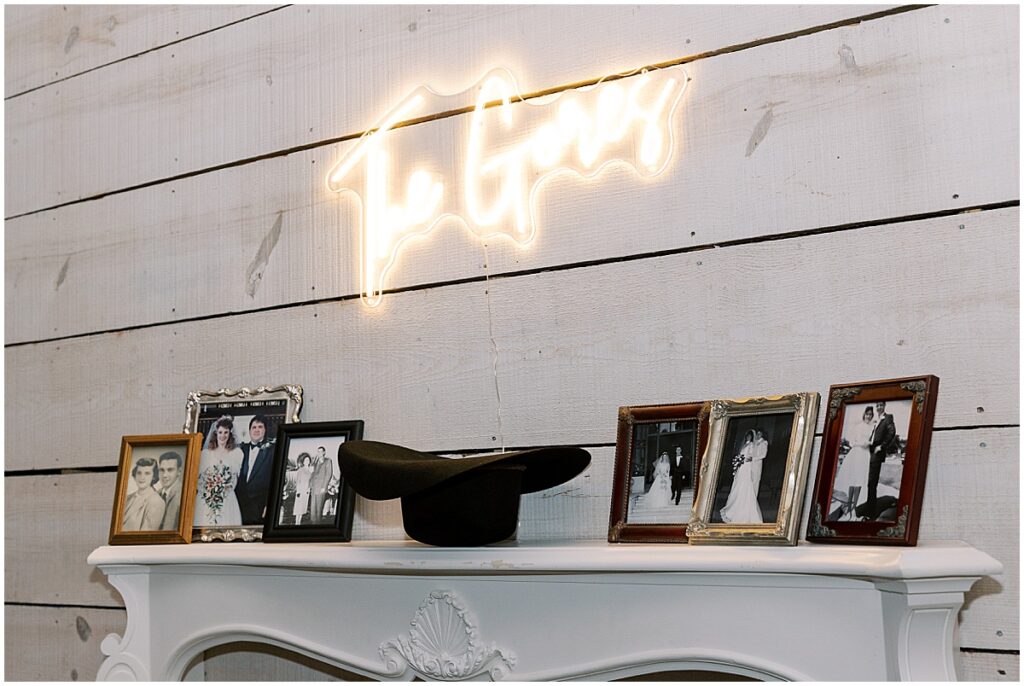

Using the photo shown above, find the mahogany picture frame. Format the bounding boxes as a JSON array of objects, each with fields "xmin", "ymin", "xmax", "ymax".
[
  {"xmin": 805, "ymin": 375, "xmax": 940, "ymax": 546},
  {"xmin": 608, "ymin": 401, "xmax": 710, "ymax": 543}
]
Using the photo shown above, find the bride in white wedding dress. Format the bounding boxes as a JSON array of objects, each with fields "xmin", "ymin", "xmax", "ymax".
[
  {"xmin": 194, "ymin": 417, "xmax": 244, "ymax": 527},
  {"xmin": 829, "ymin": 405, "xmax": 875, "ymax": 521},
  {"xmin": 720, "ymin": 429, "xmax": 768, "ymax": 524},
  {"xmin": 644, "ymin": 452, "xmax": 672, "ymax": 509}
]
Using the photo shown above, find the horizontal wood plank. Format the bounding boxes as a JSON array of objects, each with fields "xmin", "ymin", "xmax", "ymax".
[
  {"xmin": 960, "ymin": 651, "xmax": 1020, "ymax": 681},
  {"xmin": 6, "ymin": 209, "xmax": 1018, "ymax": 472},
  {"xmin": 8, "ymin": 5, "xmax": 1020, "ymax": 345},
  {"xmin": 3, "ymin": 604, "xmax": 126, "ymax": 681},
  {"xmin": 5, "ymin": 473, "xmax": 123, "ymax": 607},
  {"xmin": 4, "ymin": 4, "xmax": 903, "ymax": 216},
  {"xmin": 482, "ymin": 209, "xmax": 1020, "ymax": 445},
  {"xmin": 4, "ymin": 429, "xmax": 1016, "ymax": 653},
  {"xmin": 4, "ymin": 5, "xmax": 277, "ymax": 98}
]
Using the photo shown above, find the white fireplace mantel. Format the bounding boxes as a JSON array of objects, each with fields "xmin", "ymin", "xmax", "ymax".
[{"xmin": 88, "ymin": 540, "xmax": 1001, "ymax": 681}]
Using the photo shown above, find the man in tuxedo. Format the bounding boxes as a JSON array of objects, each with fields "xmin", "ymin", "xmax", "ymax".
[
  {"xmin": 235, "ymin": 415, "xmax": 275, "ymax": 525},
  {"xmin": 157, "ymin": 451, "xmax": 183, "ymax": 530},
  {"xmin": 670, "ymin": 446, "xmax": 688, "ymax": 506},
  {"xmin": 309, "ymin": 446, "xmax": 334, "ymax": 525},
  {"xmin": 864, "ymin": 401, "xmax": 897, "ymax": 518}
]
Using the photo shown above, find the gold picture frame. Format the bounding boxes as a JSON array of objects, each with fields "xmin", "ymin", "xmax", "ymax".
[
  {"xmin": 688, "ymin": 393, "xmax": 819, "ymax": 545},
  {"xmin": 109, "ymin": 433, "xmax": 202, "ymax": 545}
]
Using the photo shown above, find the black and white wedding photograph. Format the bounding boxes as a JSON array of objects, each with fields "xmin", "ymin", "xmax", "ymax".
[
  {"xmin": 624, "ymin": 419, "xmax": 697, "ymax": 524},
  {"xmin": 275, "ymin": 436, "xmax": 346, "ymax": 527},
  {"xmin": 262, "ymin": 421, "xmax": 363, "ymax": 542},
  {"xmin": 827, "ymin": 399, "xmax": 911, "ymax": 523},
  {"xmin": 710, "ymin": 412, "xmax": 793, "ymax": 525}
]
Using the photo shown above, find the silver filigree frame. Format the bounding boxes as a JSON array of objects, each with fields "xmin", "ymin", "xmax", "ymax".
[
  {"xmin": 688, "ymin": 393, "xmax": 819, "ymax": 546},
  {"xmin": 183, "ymin": 385, "xmax": 303, "ymax": 542}
]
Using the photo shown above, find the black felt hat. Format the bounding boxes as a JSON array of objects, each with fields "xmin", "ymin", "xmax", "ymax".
[{"xmin": 338, "ymin": 441, "xmax": 591, "ymax": 546}]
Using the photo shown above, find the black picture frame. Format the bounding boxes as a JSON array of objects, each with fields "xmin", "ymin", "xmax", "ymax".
[{"xmin": 262, "ymin": 420, "xmax": 364, "ymax": 542}]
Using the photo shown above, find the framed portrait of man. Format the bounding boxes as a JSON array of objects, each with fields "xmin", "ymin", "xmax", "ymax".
[{"xmin": 183, "ymin": 385, "xmax": 303, "ymax": 542}]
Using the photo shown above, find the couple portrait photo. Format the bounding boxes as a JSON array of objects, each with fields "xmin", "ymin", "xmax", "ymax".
[
  {"xmin": 625, "ymin": 420, "xmax": 697, "ymax": 524},
  {"xmin": 192, "ymin": 399, "xmax": 289, "ymax": 530},
  {"xmin": 121, "ymin": 446, "xmax": 186, "ymax": 532},
  {"xmin": 710, "ymin": 413, "xmax": 793, "ymax": 525},
  {"xmin": 827, "ymin": 399, "xmax": 910, "ymax": 522},
  {"xmin": 275, "ymin": 437, "xmax": 345, "ymax": 527}
]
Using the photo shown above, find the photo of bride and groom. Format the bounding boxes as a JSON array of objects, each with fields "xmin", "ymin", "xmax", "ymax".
[
  {"xmin": 193, "ymin": 411, "xmax": 283, "ymax": 529},
  {"xmin": 276, "ymin": 437, "xmax": 344, "ymax": 527},
  {"xmin": 626, "ymin": 420, "xmax": 697, "ymax": 524},
  {"xmin": 710, "ymin": 413, "xmax": 793, "ymax": 525},
  {"xmin": 827, "ymin": 399, "xmax": 910, "ymax": 522}
]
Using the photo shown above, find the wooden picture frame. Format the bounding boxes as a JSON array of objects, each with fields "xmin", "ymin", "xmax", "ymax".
[
  {"xmin": 688, "ymin": 393, "xmax": 819, "ymax": 546},
  {"xmin": 109, "ymin": 433, "xmax": 202, "ymax": 545},
  {"xmin": 806, "ymin": 375, "xmax": 939, "ymax": 546},
  {"xmin": 183, "ymin": 385, "xmax": 303, "ymax": 542},
  {"xmin": 608, "ymin": 402, "xmax": 710, "ymax": 543},
  {"xmin": 262, "ymin": 420, "xmax": 364, "ymax": 543}
]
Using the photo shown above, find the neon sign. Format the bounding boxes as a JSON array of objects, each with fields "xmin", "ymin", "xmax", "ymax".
[{"xmin": 328, "ymin": 66, "xmax": 688, "ymax": 307}]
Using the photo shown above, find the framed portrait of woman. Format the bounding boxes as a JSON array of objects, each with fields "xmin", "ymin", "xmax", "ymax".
[
  {"xmin": 262, "ymin": 421, "xmax": 364, "ymax": 543},
  {"xmin": 805, "ymin": 376, "xmax": 939, "ymax": 546},
  {"xmin": 688, "ymin": 392, "xmax": 819, "ymax": 546},
  {"xmin": 608, "ymin": 402, "xmax": 710, "ymax": 543},
  {"xmin": 109, "ymin": 433, "xmax": 202, "ymax": 545},
  {"xmin": 183, "ymin": 385, "xmax": 303, "ymax": 542}
]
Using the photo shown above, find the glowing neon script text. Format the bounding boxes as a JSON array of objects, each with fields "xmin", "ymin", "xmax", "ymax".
[{"xmin": 328, "ymin": 66, "xmax": 688, "ymax": 306}]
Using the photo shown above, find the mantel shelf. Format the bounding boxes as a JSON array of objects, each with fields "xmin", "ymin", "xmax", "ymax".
[
  {"xmin": 89, "ymin": 539, "xmax": 1000, "ymax": 579},
  {"xmin": 89, "ymin": 540, "xmax": 1002, "ymax": 681}
]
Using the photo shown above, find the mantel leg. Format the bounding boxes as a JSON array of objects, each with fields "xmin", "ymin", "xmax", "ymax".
[
  {"xmin": 875, "ymin": 577, "xmax": 979, "ymax": 681},
  {"xmin": 96, "ymin": 569, "xmax": 157, "ymax": 681}
]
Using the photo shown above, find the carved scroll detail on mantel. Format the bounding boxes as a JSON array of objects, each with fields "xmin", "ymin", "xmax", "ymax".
[
  {"xmin": 380, "ymin": 590, "xmax": 516, "ymax": 681},
  {"xmin": 96, "ymin": 571, "xmax": 151, "ymax": 681}
]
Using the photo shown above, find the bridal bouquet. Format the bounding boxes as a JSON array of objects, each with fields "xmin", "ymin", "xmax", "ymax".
[
  {"xmin": 198, "ymin": 462, "xmax": 235, "ymax": 524},
  {"xmin": 731, "ymin": 453, "xmax": 745, "ymax": 476}
]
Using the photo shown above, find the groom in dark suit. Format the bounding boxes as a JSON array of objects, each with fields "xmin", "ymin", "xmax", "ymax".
[
  {"xmin": 864, "ymin": 401, "xmax": 898, "ymax": 518},
  {"xmin": 235, "ymin": 415, "xmax": 275, "ymax": 525},
  {"xmin": 670, "ymin": 446, "xmax": 689, "ymax": 506}
]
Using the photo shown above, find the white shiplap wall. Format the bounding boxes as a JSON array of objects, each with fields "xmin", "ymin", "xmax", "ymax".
[{"xmin": 4, "ymin": 4, "xmax": 1018, "ymax": 681}]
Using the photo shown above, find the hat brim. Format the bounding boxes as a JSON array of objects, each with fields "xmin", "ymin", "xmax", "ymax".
[{"xmin": 338, "ymin": 440, "xmax": 591, "ymax": 500}]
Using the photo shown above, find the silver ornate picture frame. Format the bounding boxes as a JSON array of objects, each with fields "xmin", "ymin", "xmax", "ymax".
[
  {"xmin": 688, "ymin": 392, "xmax": 819, "ymax": 546},
  {"xmin": 183, "ymin": 385, "xmax": 303, "ymax": 542}
]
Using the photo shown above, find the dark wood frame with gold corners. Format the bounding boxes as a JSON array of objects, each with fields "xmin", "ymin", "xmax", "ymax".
[
  {"xmin": 806, "ymin": 375, "xmax": 940, "ymax": 546},
  {"xmin": 608, "ymin": 401, "xmax": 710, "ymax": 543},
  {"xmin": 109, "ymin": 433, "xmax": 202, "ymax": 545}
]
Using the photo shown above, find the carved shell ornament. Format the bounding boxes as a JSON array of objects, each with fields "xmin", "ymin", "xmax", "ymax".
[{"xmin": 380, "ymin": 590, "xmax": 515, "ymax": 681}]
